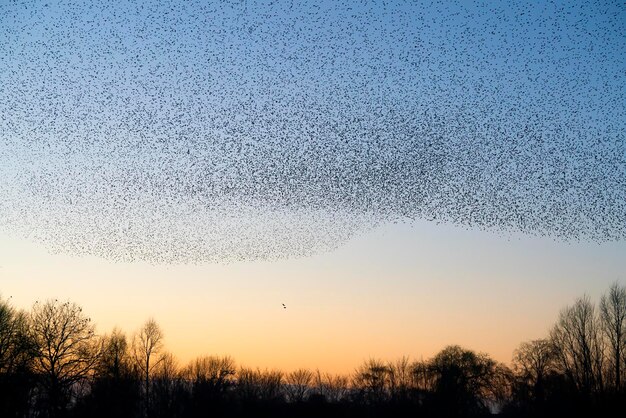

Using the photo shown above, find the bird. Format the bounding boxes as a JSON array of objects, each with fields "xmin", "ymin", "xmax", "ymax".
[{"xmin": 282, "ymin": 304, "xmax": 286, "ymax": 309}]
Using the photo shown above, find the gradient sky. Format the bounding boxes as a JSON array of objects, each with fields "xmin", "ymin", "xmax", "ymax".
[
  {"xmin": 1, "ymin": 0, "xmax": 625, "ymax": 375},
  {"xmin": 2, "ymin": 222, "xmax": 625, "ymax": 374}
]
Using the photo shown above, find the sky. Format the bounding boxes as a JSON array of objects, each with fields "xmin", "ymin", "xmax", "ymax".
[
  {"xmin": 0, "ymin": 0, "xmax": 625, "ymax": 374},
  {"xmin": 2, "ymin": 222, "xmax": 625, "ymax": 374}
]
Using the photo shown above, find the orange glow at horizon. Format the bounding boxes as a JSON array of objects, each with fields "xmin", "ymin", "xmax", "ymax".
[{"xmin": 1, "ymin": 220, "xmax": 624, "ymax": 375}]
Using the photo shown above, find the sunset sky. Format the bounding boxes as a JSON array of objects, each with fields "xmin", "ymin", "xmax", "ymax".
[
  {"xmin": 2, "ymin": 222, "xmax": 624, "ymax": 374},
  {"xmin": 1, "ymin": 0, "xmax": 625, "ymax": 375}
]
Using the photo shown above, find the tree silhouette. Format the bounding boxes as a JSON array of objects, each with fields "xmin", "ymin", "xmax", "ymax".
[
  {"xmin": 550, "ymin": 296, "xmax": 605, "ymax": 397},
  {"xmin": 181, "ymin": 355, "xmax": 236, "ymax": 416},
  {"xmin": 2, "ymin": 284, "xmax": 625, "ymax": 418},
  {"xmin": 387, "ymin": 356, "xmax": 414, "ymax": 402},
  {"xmin": 98, "ymin": 328, "xmax": 132, "ymax": 380},
  {"xmin": 183, "ymin": 355, "xmax": 236, "ymax": 394},
  {"xmin": 0, "ymin": 296, "xmax": 35, "ymax": 417},
  {"xmin": 513, "ymin": 339, "xmax": 557, "ymax": 403},
  {"xmin": 600, "ymin": 282, "xmax": 626, "ymax": 393},
  {"xmin": 310, "ymin": 369, "xmax": 347, "ymax": 403},
  {"xmin": 426, "ymin": 345, "xmax": 501, "ymax": 416},
  {"xmin": 0, "ymin": 295, "xmax": 34, "ymax": 375},
  {"xmin": 353, "ymin": 359, "xmax": 391, "ymax": 404},
  {"xmin": 322, "ymin": 373, "xmax": 350, "ymax": 403},
  {"xmin": 285, "ymin": 368, "xmax": 313, "ymax": 403},
  {"xmin": 29, "ymin": 299, "xmax": 100, "ymax": 418},
  {"xmin": 150, "ymin": 352, "xmax": 183, "ymax": 418},
  {"xmin": 237, "ymin": 368, "xmax": 283, "ymax": 403},
  {"xmin": 132, "ymin": 318, "xmax": 164, "ymax": 418},
  {"xmin": 86, "ymin": 328, "xmax": 140, "ymax": 418}
]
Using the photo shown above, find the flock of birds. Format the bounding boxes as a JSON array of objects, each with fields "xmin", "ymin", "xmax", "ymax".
[{"xmin": 0, "ymin": 0, "xmax": 624, "ymax": 263}]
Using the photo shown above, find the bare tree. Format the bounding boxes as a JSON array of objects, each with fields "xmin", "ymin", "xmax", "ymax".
[
  {"xmin": 0, "ymin": 296, "xmax": 36, "ymax": 417},
  {"xmin": 285, "ymin": 368, "xmax": 313, "ymax": 402},
  {"xmin": 513, "ymin": 339, "xmax": 558, "ymax": 396},
  {"xmin": 353, "ymin": 359, "xmax": 391, "ymax": 404},
  {"xmin": 180, "ymin": 354, "xmax": 236, "ymax": 415},
  {"xmin": 320, "ymin": 372, "xmax": 350, "ymax": 403},
  {"xmin": 488, "ymin": 363, "xmax": 514, "ymax": 412},
  {"xmin": 151, "ymin": 352, "xmax": 180, "ymax": 418},
  {"xmin": 600, "ymin": 282, "xmax": 626, "ymax": 392},
  {"xmin": 91, "ymin": 328, "xmax": 140, "ymax": 418},
  {"xmin": 257, "ymin": 369, "xmax": 284, "ymax": 402},
  {"xmin": 182, "ymin": 355, "xmax": 236, "ymax": 392},
  {"xmin": 387, "ymin": 356, "xmax": 413, "ymax": 401},
  {"xmin": 550, "ymin": 296, "xmax": 605, "ymax": 396},
  {"xmin": 98, "ymin": 328, "xmax": 132, "ymax": 379},
  {"xmin": 30, "ymin": 299, "xmax": 100, "ymax": 418},
  {"xmin": 236, "ymin": 367, "xmax": 260, "ymax": 401},
  {"xmin": 237, "ymin": 368, "xmax": 283, "ymax": 402},
  {"xmin": 411, "ymin": 359, "xmax": 436, "ymax": 393},
  {"xmin": 132, "ymin": 318, "xmax": 164, "ymax": 417},
  {"xmin": 0, "ymin": 296, "xmax": 18, "ymax": 373},
  {"xmin": 0, "ymin": 295, "xmax": 34, "ymax": 374}
]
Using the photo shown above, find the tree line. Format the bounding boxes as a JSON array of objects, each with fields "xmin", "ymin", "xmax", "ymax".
[{"xmin": 0, "ymin": 282, "xmax": 624, "ymax": 417}]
